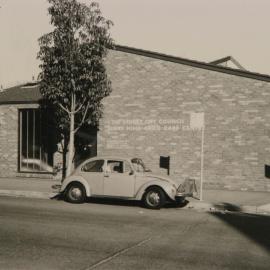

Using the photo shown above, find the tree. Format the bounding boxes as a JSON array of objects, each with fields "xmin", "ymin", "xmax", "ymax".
[{"xmin": 38, "ymin": 0, "xmax": 114, "ymax": 176}]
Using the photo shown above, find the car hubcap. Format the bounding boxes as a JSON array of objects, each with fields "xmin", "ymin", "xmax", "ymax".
[
  {"xmin": 69, "ymin": 187, "xmax": 82, "ymax": 200},
  {"xmin": 146, "ymin": 191, "xmax": 160, "ymax": 207}
]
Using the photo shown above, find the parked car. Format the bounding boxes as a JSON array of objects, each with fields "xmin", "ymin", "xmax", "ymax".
[{"xmin": 60, "ymin": 156, "xmax": 196, "ymax": 209}]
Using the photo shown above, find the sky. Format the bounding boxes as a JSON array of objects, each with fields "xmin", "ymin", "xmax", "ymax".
[{"xmin": 0, "ymin": 0, "xmax": 270, "ymax": 88}]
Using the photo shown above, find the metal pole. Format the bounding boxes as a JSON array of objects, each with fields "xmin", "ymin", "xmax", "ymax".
[
  {"xmin": 200, "ymin": 126, "xmax": 205, "ymax": 201},
  {"xmin": 26, "ymin": 110, "xmax": 29, "ymax": 170},
  {"xmin": 19, "ymin": 111, "xmax": 22, "ymax": 171},
  {"xmin": 168, "ymin": 156, "xmax": 170, "ymax": 176}
]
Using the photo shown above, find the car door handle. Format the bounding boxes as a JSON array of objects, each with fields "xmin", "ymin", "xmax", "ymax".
[{"xmin": 104, "ymin": 175, "xmax": 109, "ymax": 177}]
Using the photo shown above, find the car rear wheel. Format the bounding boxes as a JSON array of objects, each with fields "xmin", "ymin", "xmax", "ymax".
[
  {"xmin": 142, "ymin": 187, "xmax": 165, "ymax": 209},
  {"xmin": 65, "ymin": 183, "xmax": 86, "ymax": 204}
]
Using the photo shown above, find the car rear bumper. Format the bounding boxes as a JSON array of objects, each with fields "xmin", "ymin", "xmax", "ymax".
[
  {"xmin": 176, "ymin": 178, "xmax": 197, "ymax": 198},
  {"xmin": 175, "ymin": 192, "xmax": 189, "ymax": 198}
]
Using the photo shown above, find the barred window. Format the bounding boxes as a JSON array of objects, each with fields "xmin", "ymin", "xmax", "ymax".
[{"xmin": 19, "ymin": 109, "xmax": 53, "ymax": 173}]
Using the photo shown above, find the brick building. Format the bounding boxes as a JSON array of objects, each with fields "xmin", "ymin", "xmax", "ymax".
[{"xmin": 1, "ymin": 45, "xmax": 270, "ymax": 191}]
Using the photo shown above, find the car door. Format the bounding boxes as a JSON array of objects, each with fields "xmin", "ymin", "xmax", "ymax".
[
  {"xmin": 103, "ymin": 159, "xmax": 135, "ymax": 197},
  {"xmin": 80, "ymin": 159, "xmax": 105, "ymax": 195}
]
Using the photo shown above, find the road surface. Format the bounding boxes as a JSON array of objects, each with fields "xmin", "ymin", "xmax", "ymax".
[{"xmin": 0, "ymin": 196, "xmax": 270, "ymax": 270}]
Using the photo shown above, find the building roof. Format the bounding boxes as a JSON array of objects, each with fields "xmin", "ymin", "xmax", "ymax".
[
  {"xmin": 115, "ymin": 45, "xmax": 270, "ymax": 82},
  {"xmin": 1, "ymin": 45, "xmax": 270, "ymax": 105},
  {"xmin": 0, "ymin": 82, "xmax": 41, "ymax": 105},
  {"xmin": 209, "ymin": 56, "xmax": 246, "ymax": 71}
]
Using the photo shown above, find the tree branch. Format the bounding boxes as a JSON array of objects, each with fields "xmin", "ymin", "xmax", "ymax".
[
  {"xmin": 74, "ymin": 102, "xmax": 90, "ymax": 133},
  {"xmin": 74, "ymin": 98, "xmax": 86, "ymax": 114},
  {"xmin": 58, "ymin": 103, "xmax": 71, "ymax": 115}
]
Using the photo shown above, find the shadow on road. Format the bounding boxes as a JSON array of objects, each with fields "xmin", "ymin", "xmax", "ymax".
[
  {"xmin": 51, "ymin": 193, "xmax": 143, "ymax": 207},
  {"xmin": 51, "ymin": 193, "xmax": 189, "ymax": 209},
  {"xmin": 213, "ymin": 202, "xmax": 242, "ymax": 212},
  {"xmin": 86, "ymin": 197, "xmax": 189, "ymax": 209},
  {"xmin": 210, "ymin": 210, "xmax": 270, "ymax": 252},
  {"xmin": 50, "ymin": 193, "xmax": 62, "ymax": 200},
  {"xmin": 164, "ymin": 199, "xmax": 189, "ymax": 209},
  {"xmin": 86, "ymin": 197, "xmax": 142, "ymax": 207}
]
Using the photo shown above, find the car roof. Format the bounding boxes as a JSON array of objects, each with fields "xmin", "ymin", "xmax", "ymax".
[{"xmin": 82, "ymin": 156, "xmax": 138, "ymax": 163}]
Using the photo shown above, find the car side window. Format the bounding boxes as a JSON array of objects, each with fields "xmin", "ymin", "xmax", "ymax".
[
  {"xmin": 107, "ymin": 160, "xmax": 124, "ymax": 173},
  {"xmin": 82, "ymin": 160, "xmax": 104, "ymax": 172},
  {"xmin": 124, "ymin": 161, "xmax": 132, "ymax": 174}
]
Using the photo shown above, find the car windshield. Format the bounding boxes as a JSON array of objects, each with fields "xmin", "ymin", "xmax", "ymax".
[{"xmin": 131, "ymin": 158, "xmax": 151, "ymax": 173}]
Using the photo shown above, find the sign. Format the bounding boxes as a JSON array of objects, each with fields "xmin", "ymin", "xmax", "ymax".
[{"xmin": 190, "ymin": 112, "xmax": 205, "ymax": 130}]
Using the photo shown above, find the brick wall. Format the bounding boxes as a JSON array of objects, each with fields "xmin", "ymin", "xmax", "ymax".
[
  {"xmin": 0, "ymin": 105, "xmax": 19, "ymax": 177},
  {"xmin": 1, "ymin": 50, "xmax": 270, "ymax": 191},
  {"xmin": 98, "ymin": 50, "xmax": 270, "ymax": 191}
]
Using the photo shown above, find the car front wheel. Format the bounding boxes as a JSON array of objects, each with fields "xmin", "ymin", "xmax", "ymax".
[
  {"xmin": 65, "ymin": 183, "xmax": 86, "ymax": 204},
  {"xmin": 142, "ymin": 187, "xmax": 165, "ymax": 209}
]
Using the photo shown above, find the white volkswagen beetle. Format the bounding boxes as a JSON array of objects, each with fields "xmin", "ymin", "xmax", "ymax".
[{"xmin": 60, "ymin": 156, "xmax": 195, "ymax": 209}]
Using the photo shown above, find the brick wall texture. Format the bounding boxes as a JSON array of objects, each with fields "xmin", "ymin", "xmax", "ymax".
[
  {"xmin": 98, "ymin": 50, "xmax": 270, "ymax": 191},
  {"xmin": 0, "ymin": 105, "xmax": 19, "ymax": 177},
  {"xmin": 1, "ymin": 49, "xmax": 270, "ymax": 191}
]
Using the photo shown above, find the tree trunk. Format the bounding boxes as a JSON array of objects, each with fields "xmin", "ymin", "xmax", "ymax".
[
  {"xmin": 66, "ymin": 93, "xmax": 76, "ymax": 176},
  {"xmin": 66, "ymin": 114, "xmax": 75, "ymax": 176},
  {"xmin": 61, "ymin": 135, "xmax": 68, "ymax": 182}
]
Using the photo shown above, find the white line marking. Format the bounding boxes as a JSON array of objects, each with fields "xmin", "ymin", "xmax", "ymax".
[{"xmin": 84, "ymin": 237, "xmax": 152, "ymax": 270}]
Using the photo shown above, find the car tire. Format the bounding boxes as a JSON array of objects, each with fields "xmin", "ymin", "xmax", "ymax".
[
  {"xmin": 65, "ymin": 182, "xmax": 86, "ymax": 204},
  {"xmin": 142, "ymin": 187, "xmax": 166, "ymax": 209}
]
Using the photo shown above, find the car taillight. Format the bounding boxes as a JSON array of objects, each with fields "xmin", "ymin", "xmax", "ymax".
[{"xmin": 177, "ymin": 184, "xmax": 185, "ymax": 193}]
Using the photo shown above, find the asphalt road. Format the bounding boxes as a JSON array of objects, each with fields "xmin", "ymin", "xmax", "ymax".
[{"xmin": 0, "ymin": 196, "xmax": 270, "ymax": 270}]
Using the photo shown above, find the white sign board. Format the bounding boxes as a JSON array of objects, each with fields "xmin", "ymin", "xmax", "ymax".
[{"xmin": 190, "ymin": 112, "xmax": 205, "ymax": 130}]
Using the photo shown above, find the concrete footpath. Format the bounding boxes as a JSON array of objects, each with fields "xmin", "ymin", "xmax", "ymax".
[
  {"xmin": 187, "ymin": 191, "xmax": 270, "ymax": 215},
  {"xmin": 0, "ymin": 177, "xmax": 60, "ymax": 200},
  {"xmin": 0, "ymin": 177, "xmax": 269, "ymax": 214}
]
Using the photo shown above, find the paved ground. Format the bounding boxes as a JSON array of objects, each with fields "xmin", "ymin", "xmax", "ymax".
[
  {"xmin": 0, "ymin": 196, "xmax": 270, "ymax": 270},
  {"xmin": 1, "ymin": 177, "xmax": 270, "ymax": 214},
  {"xmin": 0, "ymin": 177, "xmax": 59, "ymax": 193}
]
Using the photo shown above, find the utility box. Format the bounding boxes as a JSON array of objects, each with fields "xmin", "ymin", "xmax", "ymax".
[
  {"xmin": 160, "ymin": 156, "xmax": 170, "ymax": 175},
  {"xmin": 265, "ymin": 165, "xmax": 270, "ymax": 179}
]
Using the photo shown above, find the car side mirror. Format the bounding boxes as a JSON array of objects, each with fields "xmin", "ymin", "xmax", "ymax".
[{"xmin": 129, "ymin": 170, "xmax": 134, "ymax": 175}]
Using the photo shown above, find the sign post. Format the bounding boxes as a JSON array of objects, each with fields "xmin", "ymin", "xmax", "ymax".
[
  {"xmin": 190, "ymin": 112, "xmax": 205, "ymax": 201},
  {"xmin": 200, "ymin": 126, "xmax": 205, "ymax": 201}
]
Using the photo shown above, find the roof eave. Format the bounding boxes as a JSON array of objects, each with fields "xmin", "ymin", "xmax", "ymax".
[
  {"xmin": 0, "ymin": 100, "xmax": 40, "ymax": 105},
  {"xmin": 114, "ymin": 45, "xmax": 270, "ymax": 83}
]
